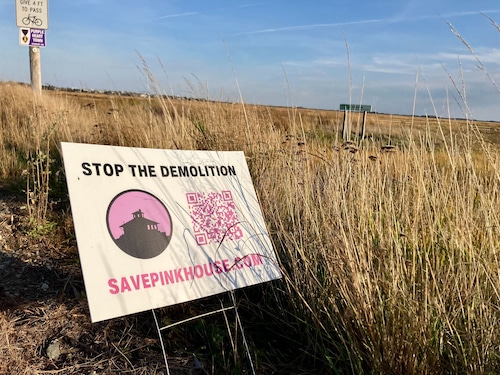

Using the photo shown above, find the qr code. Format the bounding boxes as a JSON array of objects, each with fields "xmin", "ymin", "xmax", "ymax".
[{"xmin": 186, "ymin": 190, "xmax": 243, "ymax": 246}]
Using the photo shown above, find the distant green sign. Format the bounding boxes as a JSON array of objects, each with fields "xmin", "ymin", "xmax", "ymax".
[{"xmin": 340, "ymin": 104, "xmax": 372, "ymax": 112}]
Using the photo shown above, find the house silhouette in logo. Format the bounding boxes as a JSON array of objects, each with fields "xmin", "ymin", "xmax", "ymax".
[{"xmin": 114, "ymin": 209, "xmax": 171, "ymax": 259}]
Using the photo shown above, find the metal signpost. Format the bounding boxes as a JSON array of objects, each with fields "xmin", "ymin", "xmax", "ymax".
[{"xmin": 15, "ymin": 0, "xmax": 49, "ymax": 94}]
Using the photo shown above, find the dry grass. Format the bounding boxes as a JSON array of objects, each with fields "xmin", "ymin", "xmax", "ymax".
[
  {"xmin": 260, "ymin": 141, "xmax": 500, "ymax": 373},
  {"xmin": 1, "ymin": 81, "xmax": 500, "ymax": 373}
]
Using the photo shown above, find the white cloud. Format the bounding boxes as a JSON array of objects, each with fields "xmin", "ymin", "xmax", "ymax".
[
  {"xmin": 437, "ymin": 48, "xmax": 500, "ymax": 64},
  {"xmin": 149, "ymin": 12, "xmax": 199, "ymax": 21}
]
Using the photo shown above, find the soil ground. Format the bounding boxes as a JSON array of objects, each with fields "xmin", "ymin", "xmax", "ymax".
[{"xmin": 0, "ymin": 188, "xmax": 274, "ymax": 374}]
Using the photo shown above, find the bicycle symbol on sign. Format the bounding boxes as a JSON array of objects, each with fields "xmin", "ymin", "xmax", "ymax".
[{"xmin": 22, "ymin": 14, "xmax": 43, "ymax": 27}]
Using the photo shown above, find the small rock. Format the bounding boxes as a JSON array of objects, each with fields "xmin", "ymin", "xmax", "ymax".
[
  {"xmin": 41, "ymin": 282, "xmax": 49, "ymax": 291},
  {"xmin": 46, "ymin": 341, "xmax": 61, "ymax": 360}
]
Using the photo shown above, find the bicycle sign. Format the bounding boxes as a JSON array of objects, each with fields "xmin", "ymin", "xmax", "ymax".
[
  {"xmin": 22, "ymin": 14, "xmax": 43, "ymax": 27},
  {"xmin": 16, "ymin": 0, "xmax": 48, "ymax": 30}
]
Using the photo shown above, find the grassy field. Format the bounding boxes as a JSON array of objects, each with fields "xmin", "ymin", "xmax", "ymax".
[{"xmin": 1, "ymin": 81, "xmax": 500, "ymax": 374}]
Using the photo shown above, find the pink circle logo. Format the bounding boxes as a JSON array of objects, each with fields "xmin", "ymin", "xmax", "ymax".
[{"xmin": 107, "ymin": 190, "xmax": 172, "ymax": 259}]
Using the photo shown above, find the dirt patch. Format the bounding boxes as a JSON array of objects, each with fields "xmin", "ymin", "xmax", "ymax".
[{"xmin": 0, "ymin": 191, "xmax": 220, "ymax": 374}]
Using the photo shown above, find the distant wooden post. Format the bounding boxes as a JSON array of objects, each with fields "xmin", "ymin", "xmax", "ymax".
[
  {"xmin": 359, "ymin": 111, "xmax": 367, "ymax": 146},
  {"xmin": 29, "ymin": 47, "xmax": 42, "ymax": 95},
  {"xmin": 342, "ymin": 109, "xmax": 350, "ymax": 140}
]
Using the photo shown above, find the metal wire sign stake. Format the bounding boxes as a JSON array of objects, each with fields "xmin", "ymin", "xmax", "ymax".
[{"xmin": 152, "ymin": 290, "xmax": 256, "ymax": 375}]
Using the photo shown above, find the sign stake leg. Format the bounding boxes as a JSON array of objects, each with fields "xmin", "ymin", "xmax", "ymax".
[
  {"xmin": 230, "ymin": 291, "xmax": 256, "ymax": 375},
  {"xmin": 152, "ymin": 309, "xmax": 171, "ymax": 375}
]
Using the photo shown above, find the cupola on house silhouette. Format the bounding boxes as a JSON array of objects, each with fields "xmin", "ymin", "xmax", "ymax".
[{"xmin": 114, "ymin": 209, "xmax": 171, "ymax": 259}]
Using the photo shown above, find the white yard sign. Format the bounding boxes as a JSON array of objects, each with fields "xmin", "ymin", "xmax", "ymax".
[
  {"xmin": 16, "ymin": 0, "xmax": 49, "ymax": 29},
  {"xmin": 61, "ymin": 143, "xmax": 281, "ymax": 322}
]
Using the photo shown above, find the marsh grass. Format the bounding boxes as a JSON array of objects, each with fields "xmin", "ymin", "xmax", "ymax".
[{"xmin": 1, "ymin": 79, "xmax": 500, "ymax": 373}]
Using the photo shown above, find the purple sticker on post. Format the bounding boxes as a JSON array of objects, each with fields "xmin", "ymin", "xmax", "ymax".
[{"xmin": 29, "ymin": 28, "xmax": 45, "ymax": 47}]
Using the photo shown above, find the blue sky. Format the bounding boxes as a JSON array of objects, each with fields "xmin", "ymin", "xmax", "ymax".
[{"xmin": 2, "ymin": 1, "xmax": 500, "ymax": 121}]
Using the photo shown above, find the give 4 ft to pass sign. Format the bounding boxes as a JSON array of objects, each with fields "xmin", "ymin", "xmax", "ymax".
[
  {"xmin": 61, "ymin": 143, "xmax": 282, "ymax": 322},
  {"xmin": 16, "ymin": 0, "xmax": 48, "ymax": 29}
]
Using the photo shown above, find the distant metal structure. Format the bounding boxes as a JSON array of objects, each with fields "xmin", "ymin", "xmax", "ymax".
[
  {"xmin": 341, "ymin": 106, "xmax": 369, "ymax": 144},
  {"xmin": 340, "ymin": 104, "xmax": 372, "ymax": 112}
]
